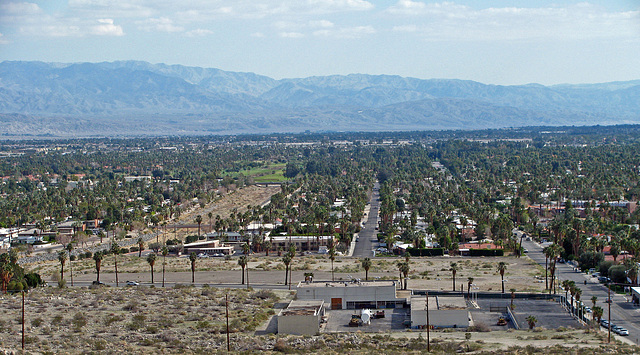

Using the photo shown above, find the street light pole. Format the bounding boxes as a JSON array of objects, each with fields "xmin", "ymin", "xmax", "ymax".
[
  {"xmin": 426, "ymin": 292, "xmax": 430, "ymax": 352},
  {"xmin": 608, "ymin": 284, "xmax": 611, "ymax": 343}
]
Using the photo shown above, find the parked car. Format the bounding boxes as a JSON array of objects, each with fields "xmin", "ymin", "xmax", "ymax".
[
  {"xmin": 126, "ymin": 281, "xmax": 139, "ymax": 286},
  {"xmin": 617, "ymin": 328, "xmax": 630, "ymax": 336},
  {"xmin": 584, "ymin": 306, "xmax": 592, "ymax": 313},
  {"xmin": 601, "ymin": 320, "xmax": 609, "ymax": 327}
]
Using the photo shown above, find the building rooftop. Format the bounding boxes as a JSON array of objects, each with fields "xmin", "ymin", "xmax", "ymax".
[
  {"xmin": 297, "ymin": 280, "xmax": 398, "ymax": 288},
  {"xmin": 411, "ymin": 295, "xmax": 467, "ymax": 310},
  {"xmin": 279, "ymin": 299, "xmax": 324, "ymax": 317}
]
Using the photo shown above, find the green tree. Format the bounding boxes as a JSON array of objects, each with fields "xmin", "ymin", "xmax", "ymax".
[
  {"xmin": 57, "ymin": 250, "xmax": 67, "ymax": 283},
  {"xmin": 238, "ymin": 255, "xmax": 248, "ymax": 285},
  {"xmin": 467, "ymin": 277, "xmax": 474, "ymax": 298},
  {"xmin": 66, "ymin": 243, "xmax": 75, "ymax": 286},
  {"xmin": 189, "ymin": 252, "xmax": 197, "ymax": 284},
  {"xmin": 450, "ymin": 262, "xmax": 458, "ymax": 291},
  {"xmin": 137, "ymin": 237, "xmax": 145, "ymax": 257},
  {"xmin": 195, "ymin": 215, "xmax": 203, "ymax": 236},
  {"xmin": 361, "ymin": 257, "xmax": 372, "ymax": 281},
  {"xmin": 110, "ymin": 241, "xmax": 120, "ymax": 287},
  {"xmin": 282, "ymin": 253, "xmax": 292, "ymax": 286},
  {"xmin": 93, "ymin": 251, "xmax": 103, "ymax": 283},
  {"xmin": 146, "ymin": 253, "xmax": 157, "ymax": 284},
  {"xmin": 526, "ymin": 315, "xmax": 537, "ymax": 329},
  {"xmin": 497, "ymin": 261, "xmax": 507, "ymax": 294},
  {"xmin": 329, "ymin": 245, "xmax": 336, "ymax": 281}
]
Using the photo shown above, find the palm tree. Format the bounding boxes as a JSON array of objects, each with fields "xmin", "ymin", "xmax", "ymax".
[
  {"xmin": 137, "ymin": 237, "xmax": 144, "ymax": 257},
  {"xmin": 242, "ymin": 242, "xmax": 251, "ymax": 255},
  {"xmin": 329, "ymin": 245, "xmax": 336, "ymax": 281},
  {"xmin": 591, "ymin": 295, "xmax": 597, "ymax": 310},
  {"xmin": 161, "ymin": 246, "xmax": 169, "ymax": 288},
  {"xmin": 362, "ymin": 257, "xmax": 372, "ymax": 281},
  {"xmin": 399, "ymin": 262, "xmax": 410, "ymax": 290},
  {"xmin": 450, "ymin": 262, "xmax": 458, "ymax": 291},
  {"xmin": 238, "ymin": 255, "xmax": 248, "ymax": 285},
  {"xmin": 592, "ymin": 306, "xmax": 603, "ymax": 325},
  {"xmin": 510, "ymin": 288, "xmax": 516, "ymax": 309},
  {"xmin": 208, "ymin": 211, "xmax": 213, "ymax": 232},
  {"xmin": 110, "ymin": 241, "xmax": 120, "ymax": 287},
  {"xmin": 282, "ymin": 253, "xmax": 292, "ymax": 285},
  {"xmin": 189, "ymin": 252, "xmax": 197, "ymax": 284},
  {"xmin": 93, "ymin": 251, "xmax": 103, "ymax": 283},
  {"xmin": 467, "ymin": 277, "xmax": 474, "ymax": 298},
  {"xmin": 57, "ymin": 250, "xmax": 67, "ymax": 282},
  {"xmin": 146, "ymin": 253, "xmax": 157, "ymax": 284},
  {"xmin": 263, "ymin": 240, "xmax": 272, "ymax": 256},
  {"xmin": 66, "ymin": 243, "xmax": 74, "ymax": 286},
  {"xmin": 497, "ymin": 261, "xmax": 507, "ymax": 293},
  {"xmin": 195, "ymin": 215, "xmax": 203, "ymax": 236},
  {"xmin": 526, "ymin": 315, "xmax": 537, "ymax": 329}
]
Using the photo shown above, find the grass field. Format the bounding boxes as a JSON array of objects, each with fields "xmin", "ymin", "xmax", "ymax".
[{"xmin": 231, "ymin": 163, "xmax": 287, "ymax": 183}]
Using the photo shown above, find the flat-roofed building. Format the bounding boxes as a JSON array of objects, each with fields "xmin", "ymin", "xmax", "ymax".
[
  {"xmin": 410, "ymin": 295, "xmax": 469, "ymax": 329},
  {"xmin": 277, "ymin": 299, "xmax": 325, "ymax": 335},
  {"xmin": 296, "ymin": 279, "xmax": 406, "ymax": 310},
  {"xmin": 183, "ymin": 240, "xmax": 234, "ymax": 255},
  {"xmin": 269, "ymin": 235, "xmax": 334, "ymax": 252}
]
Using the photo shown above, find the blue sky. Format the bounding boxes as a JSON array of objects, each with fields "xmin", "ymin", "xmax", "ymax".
[{"xmin": 0, "ymin": 0, "xmax": 639, "ymax": 85}]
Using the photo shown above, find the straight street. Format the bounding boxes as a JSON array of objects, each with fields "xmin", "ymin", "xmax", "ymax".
[
  {"xmin": 523, "ymin": 238, "xmax": 640, "ymax": 344},
  {"xmin": 353, "ymin": 181, "xmax": 381, "ymax": 258}
]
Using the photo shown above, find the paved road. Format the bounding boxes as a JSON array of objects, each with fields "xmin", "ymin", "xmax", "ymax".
[
  {"xmin": 523, "ymin": 238, "xmax": 640, "ymax": 343},
  {"xmin": 353, "ymin": 182, "xmax": 381, "ymax": 258}
]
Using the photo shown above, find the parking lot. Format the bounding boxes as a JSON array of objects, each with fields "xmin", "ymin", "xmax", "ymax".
[
  {"xmin": 472, "ymin": 298, "xmax": 581, "ymax": 330},
  {"xmin": 322, "ymin": 308, "xmax": 410, "ymax": 333}
]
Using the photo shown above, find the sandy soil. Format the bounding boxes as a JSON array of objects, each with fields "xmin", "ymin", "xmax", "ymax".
[{"xmin": 30, "ymin": 254, "xmax": 546, "ymax": 294}]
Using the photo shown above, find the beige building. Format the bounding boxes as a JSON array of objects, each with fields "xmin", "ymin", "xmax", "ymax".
[
  {"xmin": 277, "ymin": 299, "xmax": 325, "ymax": 335},
  {"xmin": 410, "ymin": 295, "xmax": 469, "ymax": 329},
  {"xmin": 296, "ymin": 280, "xmax": 406, "ymax": 310}
]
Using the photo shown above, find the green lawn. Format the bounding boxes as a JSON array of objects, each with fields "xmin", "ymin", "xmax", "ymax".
[{"xmin": 230, "ymin": 162, "xmax": 287, "ymax": 183}]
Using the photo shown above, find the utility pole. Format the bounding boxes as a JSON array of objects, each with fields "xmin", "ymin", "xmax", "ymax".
[
  {"xmin": 226, "ymin": 294, "xmax": 230, "ymax": 352},
  {"xmin": 426, "ymin": 292, "xmax": 430, "ymax": 352},
  {"xmin": 21, "ymin": 290, "xmax": 25, "ymax": 350},
  {"xmin": 608, "ymin": 285, "xmax": 611, "ymax": 343}
]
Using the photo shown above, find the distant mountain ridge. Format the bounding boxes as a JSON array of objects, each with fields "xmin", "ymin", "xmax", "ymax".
[{"xmin": 0, "ymin": 60, "xmax": 638, "ymax": 136}]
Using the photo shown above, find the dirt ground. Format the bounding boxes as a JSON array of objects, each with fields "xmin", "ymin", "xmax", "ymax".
[{"xmin": 30, "ymin": 253, "xmax": 546, "ymax": 294}]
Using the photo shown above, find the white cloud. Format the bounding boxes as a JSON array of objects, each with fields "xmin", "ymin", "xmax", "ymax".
[
  {"xmin": 0, "ymin": 33, "xmax": 10, "ymax": 44},
  {"xmin": 309, "ymin": 20, "xmax": 334, "ymax": 28},
  {"xmin": 251, "ymin": 32, "xmax": 265, "ymax": 38},
  {"xmin": 137, "ymin": 17, "xmax": 184, "ymax": 33},
  {"xmin": 313, "ymin": 25, "xmax": 375, "ymax": 38},
  {"xmin": 280, "ymin": 32, "xmax": 305, "ymax": 38},
  {"xmin": 91, "ymin": 18, "xmax": 124, "ymax": 36},
  {"xmin": 185, "ymin": 29, "xmax": 213, "ymax": 37},
  {"xmin": 385, "ymin": 1, "xmax": 640, "ymax": 41}
]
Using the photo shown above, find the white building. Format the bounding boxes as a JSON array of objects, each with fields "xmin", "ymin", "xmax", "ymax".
[
  {"xmin": 410, "ymin": 295, "xmax": 469, "ymax": 329},
  {"xmin": 296, "ymin": 279, "xmax": 406, "ymax": 310},
  {"xmin": 277, "ymin": 299, "xmax": 325, "ymax": 335}
]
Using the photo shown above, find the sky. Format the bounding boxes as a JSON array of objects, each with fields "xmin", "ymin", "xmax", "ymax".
[{"xmin": 0, "ymin": 0, "xmax": 639, "ymax": 85}]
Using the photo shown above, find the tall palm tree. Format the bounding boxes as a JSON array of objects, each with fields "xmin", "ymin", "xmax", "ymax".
[
  {"xmin": 263, "ymin": 240, "xmax": 272, "ymax": 256},
  {"xmin": 592, "ymin": 306, "xmax": 603, "ymax": 325},
  {"xmin": 93, "ymin": 251, "xmax": 103, "ymax": 283},
  {"xmin": 467, "ymin": 277, "xmax": 474, "ymax": 298},
  {"xmin": 189, "ymin": 252, "xmax": 197, "ymax": 284},
  {"xmin": 242, "ymin": 242, "xmax": 251, "ymax": 255},
  {"xmin": 137, "ymin": 237, "xmax": 144, "ymax": 257},
  {"xmin": 510, "ymin": 288, "xmax": 516, "ymax": 309},
  {"xmin": 110, "ymin": 241, "xmax": 120, "ymax": 287},
  {"xmin": 57, "ymin": 250, "xmax": 67, "ymax": 283},
  {"xmin": 195, "ymin": 215, "xmax": 203, "ymax": 236},
  {"xmin": 591, "ymin": 296, "xmax": 597, "ymax": 310},
  {"xmin": 146, "ymin": 253, "xmax": 157, "ymax": 284},
  {"xmin": 398, "ymin": 261, "xmax": 410, "ymax": 290},
  {"xmin": 526, "ymin": 315, "xmax": 537, "ymax": 329},
  {"xmin": 282, "ymin": 253, "xmax": 292, "ymax": 285},
  {"xmin": 362, "ymin": 257, "xmax": 372, "ymax": 281},
  {"xmin": 161, "ymin": 246, "xmax": 168, "ymax": 288},
  {"xmin": 450, "ymin": 262, "xmax": 458, "ymax": 291},
  {"xmin": 238, "ymin": 255, "xmax": 248, "ymax": 285},
  {"xmin": 329, "ymin": 245, "xmax": 336, "ymax": 281},
  {"xmin": 66, "ymin": 243, "xmax": 74, "ymax": 286},
  {"xmin": 497, "ymin": 261, "xmax": 507, "ymax": 294}
]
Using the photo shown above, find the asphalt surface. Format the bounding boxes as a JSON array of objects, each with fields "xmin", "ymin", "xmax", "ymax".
[
  {"xmin": 522, "ymin": 238, "xmax": 640, "ymax": 343},
  {"xmin": 352, "ymin": 181, "xmax": 380, "ymax": 258}
]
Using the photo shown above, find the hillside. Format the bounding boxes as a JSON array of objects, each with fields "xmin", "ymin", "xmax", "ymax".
[{"xmin": 1, "ymin": 61, "xmax": 638, "ymax": 136}]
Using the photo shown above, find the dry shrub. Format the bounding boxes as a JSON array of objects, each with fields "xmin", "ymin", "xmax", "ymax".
[{"xmin": 468, "ymin": 322, "xmax": 491, "ymax": 332}]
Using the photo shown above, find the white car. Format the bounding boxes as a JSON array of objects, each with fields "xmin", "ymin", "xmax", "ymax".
[{"xmin": 126, "ymin": 281, "xmax": 139, "ymax": 286}]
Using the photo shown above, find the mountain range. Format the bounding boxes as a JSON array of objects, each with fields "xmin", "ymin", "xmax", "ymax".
[{"xmin": 1, "ymin": 60, "xmax": 638, "ymax": 136}]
